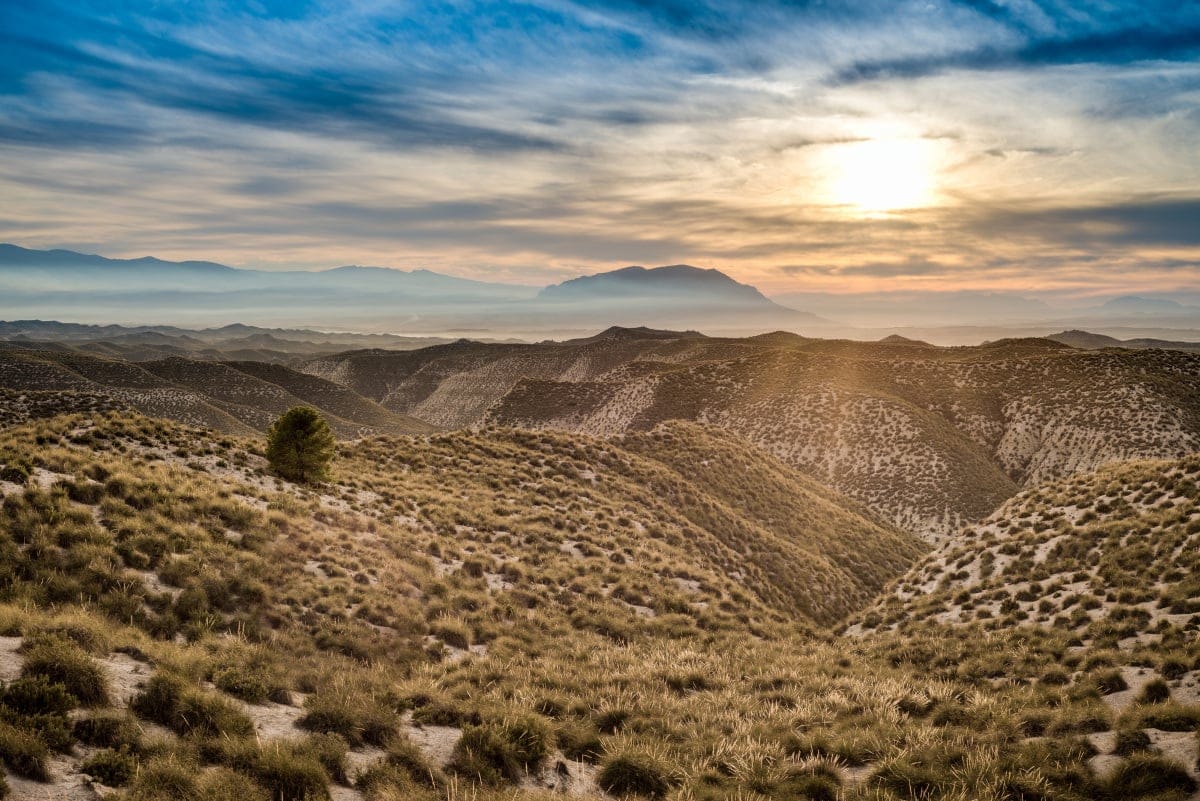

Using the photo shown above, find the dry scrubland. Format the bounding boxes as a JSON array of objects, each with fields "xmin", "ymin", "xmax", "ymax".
[
  {"xmin": 0, "ymin": 411, "xmax": 1197, "ymax": 799},
  {"xmin": 301, "ymin": 332, "xmax": 1200, "ymax": 541},
  {"xmin": 0, "ymin": 350, "xmax": 432, "ymax": 440}
]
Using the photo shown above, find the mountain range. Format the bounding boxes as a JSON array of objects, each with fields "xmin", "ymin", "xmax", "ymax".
[{"xmin": 0, "ymin": 245, "xmax": 822, "ymax": 336}]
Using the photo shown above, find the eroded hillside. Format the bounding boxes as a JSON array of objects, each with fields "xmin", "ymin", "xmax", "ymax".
[
  {"xmin": 301, "ymin": 330, "xmax": 1200, "ymax": 540},
  {"xmin": 855, "ymin": 452, "xmax": 1200, "ymax": 641},
  {"xmin": 0, "ymin": 349, "xmax": 432, "ymax": 438}
]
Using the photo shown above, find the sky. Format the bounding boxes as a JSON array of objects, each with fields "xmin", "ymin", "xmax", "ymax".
[{"xmin": 1, "ymin": 0, "xmax": 1199, "ymax": 297}]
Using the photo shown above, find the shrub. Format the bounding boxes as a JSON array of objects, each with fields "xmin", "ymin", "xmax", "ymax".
[
  {"xmin": 20, "ymin": 635, "xmax": 110, "ymax": 706},
  {"xmin": 267, "ymin": 407, "xmax": 335, "ymax": 484},
  {"xmin": 449, "ymin": 725, "xmax": 520, "ymax": 786},
  {"xmin": 131, "ymin": 672, "xmax": 254, "ymax": 738},
  {"xmin": 212, "ymin": 662, "xmax": 273, "ymax": 704},
  {"xmin": 125, "ymin": 757, "xmax": 198, "ymax": 801},
  {"xmin": 237, "ymin": 741, "xmax": 330, "ymax": 801},
  {"xmin": 1137, "ymin": 678, "xmax": 1171, "ymax": 704},
  {"xmin": 1112, "ymin": 728, "xmax": 1153, "ymax": 756},
  {"xmin": 73, "ymin": 712, "xmax": 143, "ymax": 750},
  {"xmin": 1134, "ymin": 702, "xmax": 1200, "ymax": 732},
  {"xmin": 1093, "ymin": 669, "xmax": 1128, "ymax": 695},
  {"xmin": 80, "ymin": 747, "xmax": 137, "ymax": 787},
  {"xmin": 871, "ymin": 754, "xmax": 944, "ymax": 800},
  {"xmin": 597, "ymin": 750, "xmax": 675, "ymax": 799},
  {"xmin": 0, "ymin": 720, "xmax": 48, "ymax": 780},
  {"xmin": 379, "ymin": 736, "xmax": 438, "ymax": 787},
  {"xmin": 445, "ymin": 717, "xmax": 552, "ymax": 786},
  {"xmin": 776, "ymin": 761, "xmax": 841, "ymax": 801},
  {"xmin": 557, "ymin": 720, "xmax": 604, "ymax": 763},
  {"xmin": 298, "ymin": 690, "xmax": 398, "ymax": 747},
  {"xmin": 198, "ymin": 768, "xmax": 271, "ymax": 801},
  {"xmin": 1106, "ymin": 753, "xmax": 1197, "ymax": 798},
  {"xmin": 0, "ymin": 675, "xmax": 76, "ymax": 716}
]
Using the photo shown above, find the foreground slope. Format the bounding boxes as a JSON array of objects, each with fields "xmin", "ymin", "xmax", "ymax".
[
  {"xmin": 305, "ymin": 329, "xmax": 1200, "ymax": 540},
  {"xmin": 0, "ymin": 413, "xmax": 1198, "ymax": 801}
]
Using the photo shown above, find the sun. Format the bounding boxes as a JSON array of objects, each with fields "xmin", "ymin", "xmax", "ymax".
[{"xmin": 826, "ymin": 137, "xmax": 937, "ymax": 214}]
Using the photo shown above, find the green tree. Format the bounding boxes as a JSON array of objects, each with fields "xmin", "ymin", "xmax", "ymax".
[{"xmin": 266, "ymin": 407, "xmax": 335, "ymax": 483}]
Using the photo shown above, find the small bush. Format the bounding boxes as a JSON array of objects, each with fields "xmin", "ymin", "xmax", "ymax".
[
  {"xmin": 1137, "ymin": 678, "xmax": 1171, "ymax": 704},
  {"xmin": 80, "ymin": 747, "xmax": 137, "ymax": 787},
  {"xmin": 198, "ymin": 768, "xmax": 271, "ymax": 801},
  {"xmin": 212, "ymin": 662, "xmax": 273, "ymax": 704},
  {"xmin": 74, "ymin": 712, "xmax": 143, "ymax": 750},
  {"xmin": 1, "ymin": 675, "xmax": 76, "ymax": 716},
  {"xmin": 125, "ymin": 757, "xmax": 198, "ymax": 801},
  {"xmin": 1106, "ymin": 753, "xmax": 1197, "ymax": 798},
  {"xmin": 776, "ymin": 761, "xmax": 841, "ymax": 801},
  {"xmin": 267, "ymin": 407, "xmax": 335, "ymax": 483},
  {"xmin": 557, "ymin": 720, "xmax": 603, "ymax": 763},
  {"xmin": 385, "ymin": 737, "xmax": 434, "ymax": 783},
  {"xmin": 131, "ymin": 672, "xmax": 253, "ymax": 738},
  {"xmin": 0, "ymin": 720, "xmax": 48, "ymax": 781},
  {"xmin": 1093, "ymin": 669, "xmax": 1128, "ymax": 695},
  {"xmin": 1112, "ymin": 728, "xmax": 1153, "ymax": 756},
  {"xmin": 20, "ymin": 635, "xmax": 110, "ymax": 706},
  {"xmin": 597, "ymin": 750, "xmax": 675, "ymax": 799},
  {"xmin": 237, "ymin": 740, "xmax": 331, "ymax": 801},
  {"xmin": 449, "ymin": 725, "xmax": 520, "ymax": 786},
  {"xmin": 298, "ymin": 690, "xmax": 398, "ymax": 747}
]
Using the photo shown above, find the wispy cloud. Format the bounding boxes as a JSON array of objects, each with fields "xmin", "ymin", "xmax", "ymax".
[{"xmin": 0, "ymin": 0, "xmax": 1197, "ymax": 297}]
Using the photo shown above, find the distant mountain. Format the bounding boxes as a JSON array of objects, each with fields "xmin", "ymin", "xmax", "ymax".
[
  {"xmin": 541, "ymin": 264, "xmax": 774, "ymax": 305},
  {"xmin": 1098, "ymin": 295, "xmax": 1196, "ymax": 315},
  {"xmin": 534, "ymin": 264, "xmax": 830, "ymax": 333},
  {"xmin": 1048, "ymin": 329, "xmax": 1200, "ymax": 353},
  {"xmin": 0, "ymin": 319, "xmax": 477, "ymax": 362},
  {"xmin": 0, "ymin": 246, "xmax": 826, "ymax": 335},
  {"xmin": 0, "ymin": 244, "xmax": 534, "ymax": 300}
]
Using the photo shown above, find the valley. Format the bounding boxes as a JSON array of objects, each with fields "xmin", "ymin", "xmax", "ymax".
[{"xmin": 0, "ymin": 327, "xmax": 1198, "ymax": 800}]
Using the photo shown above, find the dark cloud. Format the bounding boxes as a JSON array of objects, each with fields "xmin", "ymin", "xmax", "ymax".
[
  {"xmin": 834, "ymin": 24, "xmax": 1200, "ymax": 83},
  {"xmin": 967, "ymin": 197, "xmax": 1200, "ymax": 248}
]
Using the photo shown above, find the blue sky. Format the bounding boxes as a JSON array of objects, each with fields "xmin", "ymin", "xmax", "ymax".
[{"xmin": 1, "ymin": 0, "xmax": 1198, "ymax": 295}]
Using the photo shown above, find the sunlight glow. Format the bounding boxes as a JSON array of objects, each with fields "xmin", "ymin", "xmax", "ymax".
[{"xmin": 827, "ymin": 138, "xmax": 938, "ymax": 214}]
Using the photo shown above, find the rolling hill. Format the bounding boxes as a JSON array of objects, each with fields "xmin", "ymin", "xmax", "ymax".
[
  {"xmin": 0, "ymin": 410, "xmax": 1196, "ymax": 800},
  {"xmin": 302, "ymin": 328, "xmax": 1200, "ymax": 541},
  {"xmin": 0, "ymin": 349, "xmax": 432, "ymax": 438},
  {"xmin": 854, "ymin": 451, "xmax": 1200, "ymax": 641}
]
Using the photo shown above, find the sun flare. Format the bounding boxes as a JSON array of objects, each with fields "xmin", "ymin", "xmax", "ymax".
[{"xmin": 827, "ymin": 138, "xmax": 938, "ymax": 214}]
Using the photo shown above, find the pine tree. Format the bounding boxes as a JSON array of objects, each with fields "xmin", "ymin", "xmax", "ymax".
[{"xmin": 266, "ymin": 406, "xmax": 335, "ymax": 483}]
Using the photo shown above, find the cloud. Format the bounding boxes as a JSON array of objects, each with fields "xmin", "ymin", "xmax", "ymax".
[{"xmin": 0, "ymin": 0, "xmax": 1198, "ymax": 298}]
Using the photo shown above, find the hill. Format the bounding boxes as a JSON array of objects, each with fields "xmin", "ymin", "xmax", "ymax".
[
  {"xmin": 854, "ymin": 452, "xmax": 1200, "ymax": 641},
  {"xmin": 0, "ymin": 411, "xmax": 1196, "ymax": 800},
  {"xmin": 0, "ymin": 349, "xmax": 432, "ymax": 438},
  {"xmin": 303, "ymin": 328, "xmax": 1200, "ymax": 541},
  {"xmin": 1048, "ymin": 329, "xmax": 1200, "ymax": 353}
]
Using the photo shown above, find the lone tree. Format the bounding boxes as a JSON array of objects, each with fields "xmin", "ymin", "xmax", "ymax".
[{"xmin": 266, "ymin": 406, "xmax": 335, "ymax": 483}]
